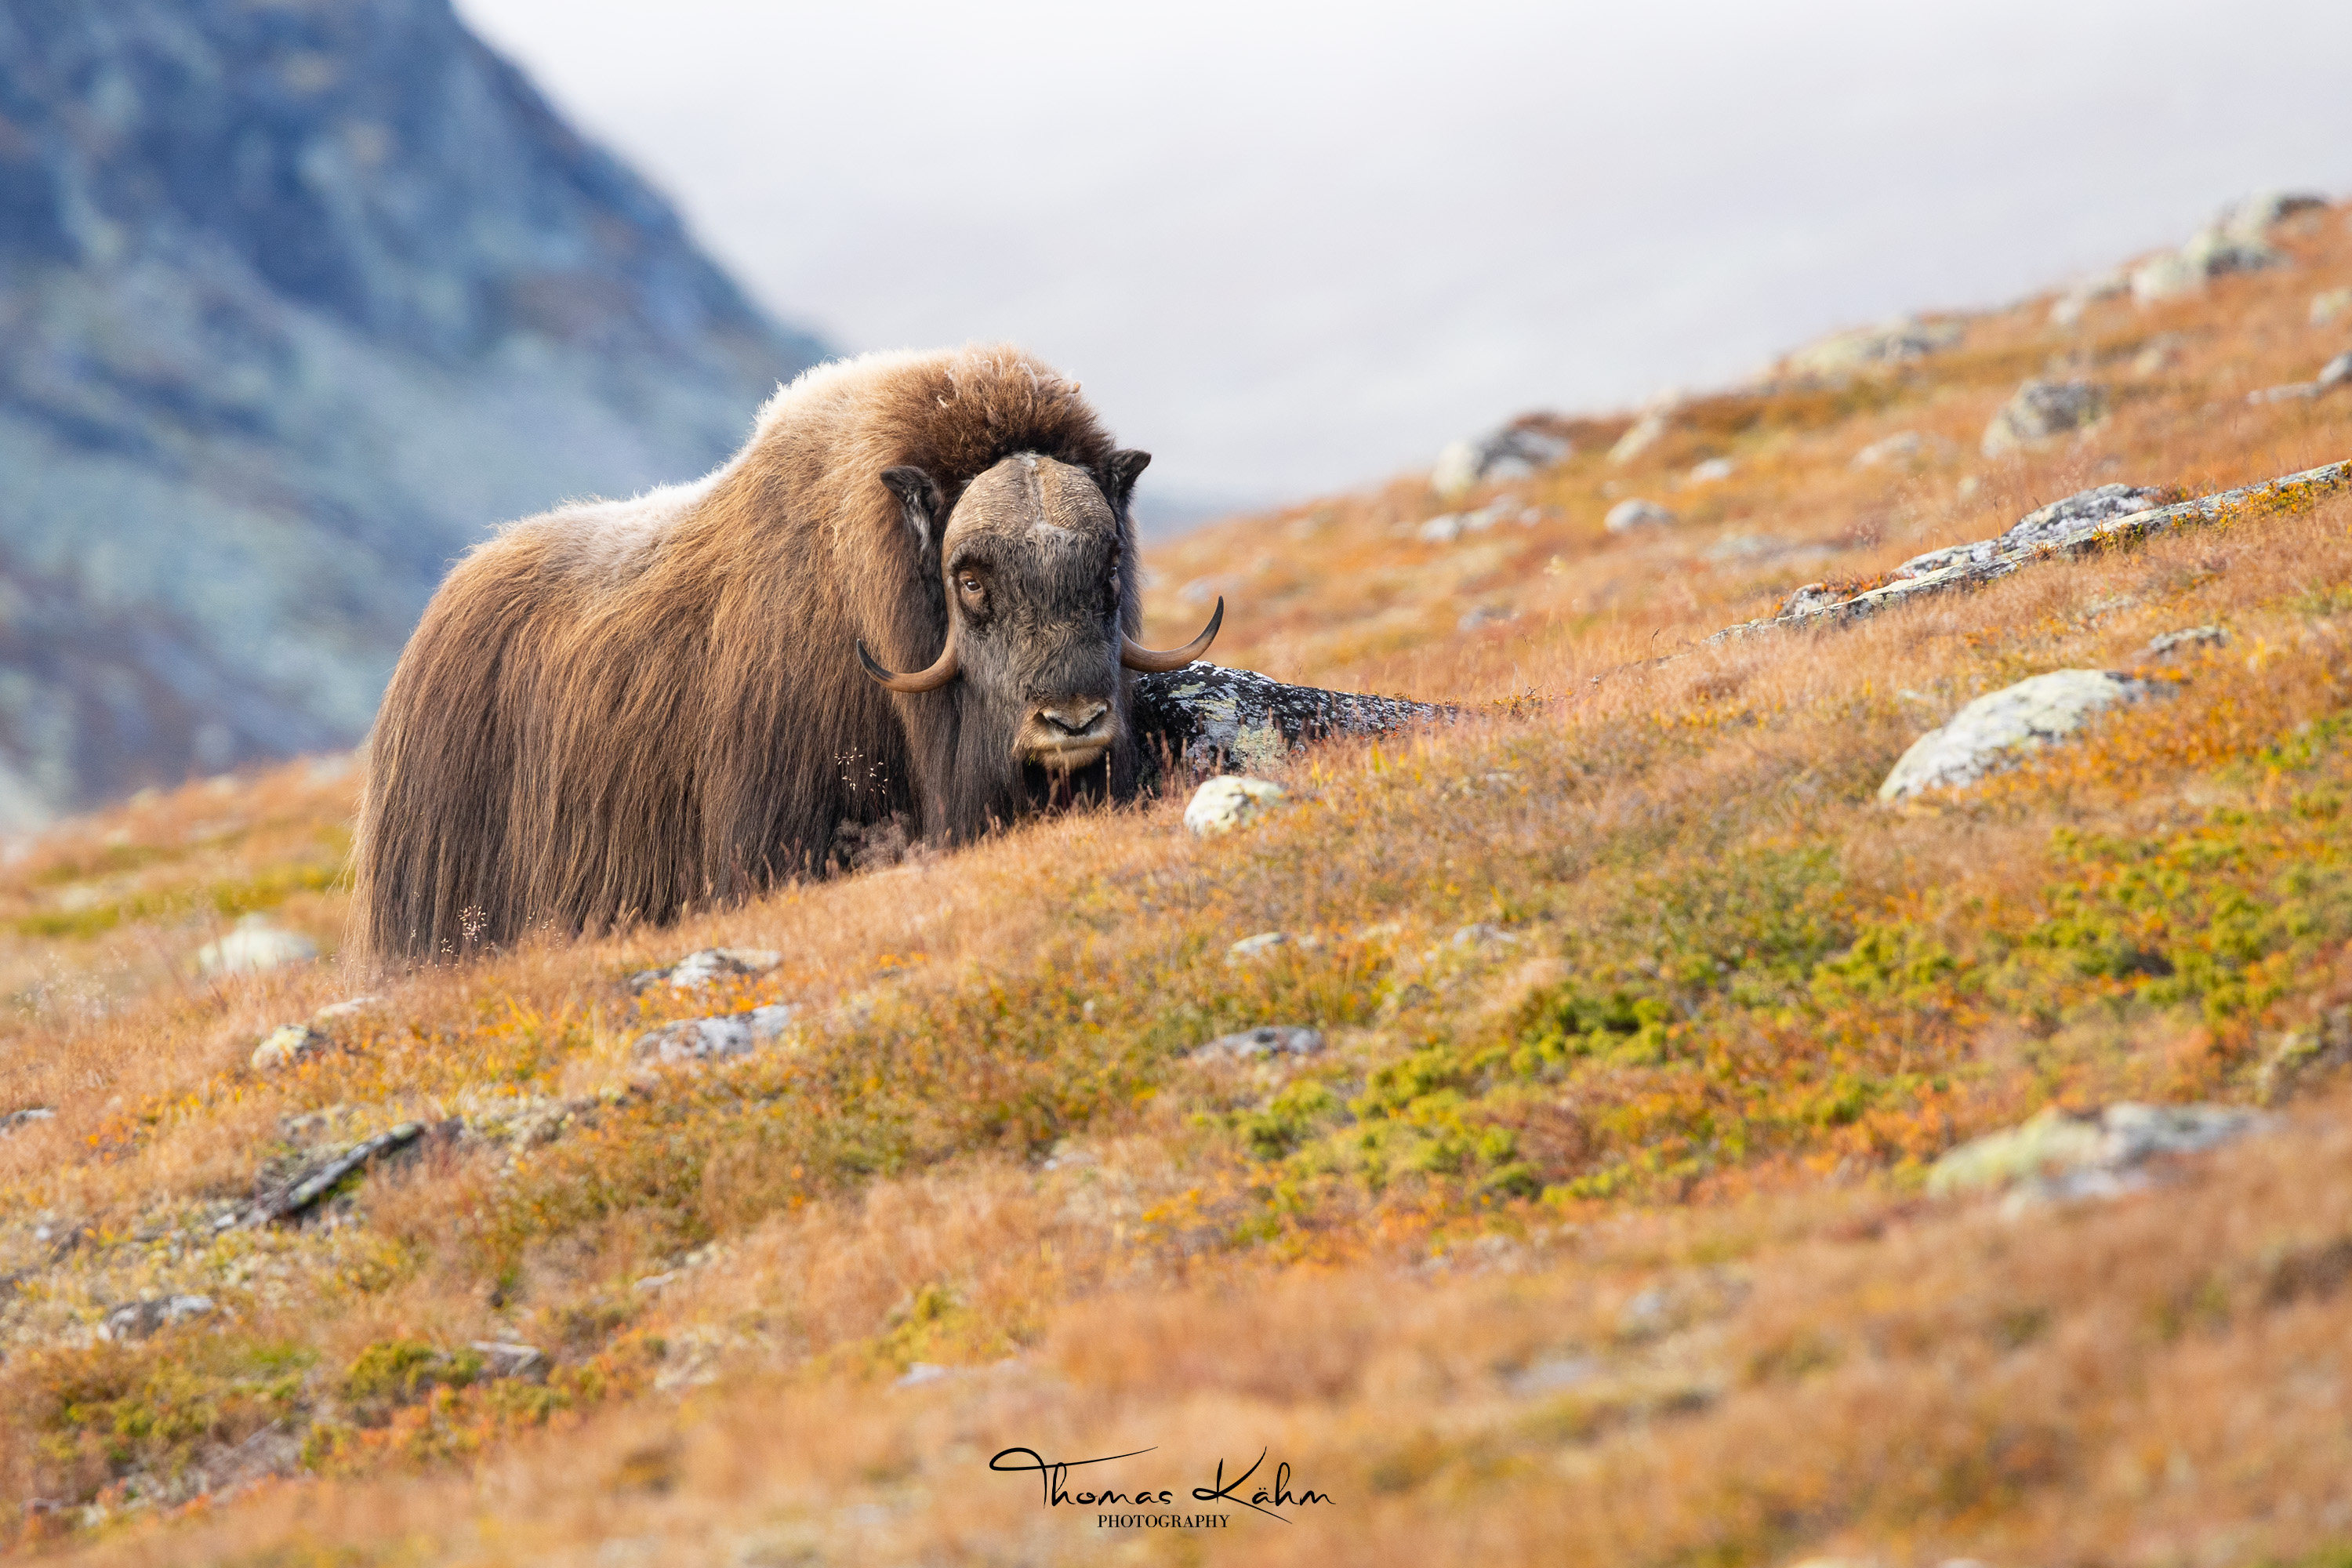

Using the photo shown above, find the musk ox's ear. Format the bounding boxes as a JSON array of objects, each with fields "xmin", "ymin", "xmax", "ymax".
[
  {"xmin": 880, "ymin": 465, "xmax": 946, "ymax": 555},
  {"xmin": 1104, "ymin": 449, "xmax": 1151, "ymax": 510}
]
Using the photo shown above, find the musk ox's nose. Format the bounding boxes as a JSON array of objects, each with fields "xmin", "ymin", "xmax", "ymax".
[
  {"xmin": 1018, "ymin": 697, "xmax": 1114, "ymax": 773},
  {"xmin": 1039, "ymin": 700, "xmax": 1108, "ymax": 737}
]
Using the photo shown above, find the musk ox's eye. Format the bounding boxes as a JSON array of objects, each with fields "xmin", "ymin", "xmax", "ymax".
[{"xmin": 957, "ymin": 573, "xmax": 983, "ymax": 597}]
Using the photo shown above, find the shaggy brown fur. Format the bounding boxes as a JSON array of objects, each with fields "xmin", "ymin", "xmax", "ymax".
[{"xmin": 351, "ymin": 344, "xmax": 1145, "ymax": 961}]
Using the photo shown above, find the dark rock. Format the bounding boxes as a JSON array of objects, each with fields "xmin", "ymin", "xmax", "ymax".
[
  {"xmin": 1981, "ymin": 379, "xmax": 2107, "ymax": 456},
  {"xmin": 251, "ymin": 1120, "xmax": 426, "ymax": 1223},
  {"xmin": 1133, "ymin": 664, "xmax": 1447, "ymax": 781}
]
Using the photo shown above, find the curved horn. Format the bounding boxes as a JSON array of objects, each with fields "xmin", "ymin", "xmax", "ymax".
[
  {"xmin": 857, "ymin": 633, "xmax": 960, "ymax": 693},
  {"xmin": 1120, "ymin": 597, "xmax": 1222, "ymax": 673}
]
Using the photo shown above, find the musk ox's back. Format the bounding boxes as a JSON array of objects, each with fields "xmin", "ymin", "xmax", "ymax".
[{"xmin": 351, "ymin": 344, "xmax": 1147, "ymax": 962}]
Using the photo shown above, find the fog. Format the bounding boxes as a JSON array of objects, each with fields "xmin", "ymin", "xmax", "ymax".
[{"xmin": 458, "ymin": 0, "xmax": 2352, "ymax": 519}]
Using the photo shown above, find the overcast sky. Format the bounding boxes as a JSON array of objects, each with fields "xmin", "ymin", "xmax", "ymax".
[{"xmin": 458, "ymin": 0, "xmax": 2352, "ymax": 519}]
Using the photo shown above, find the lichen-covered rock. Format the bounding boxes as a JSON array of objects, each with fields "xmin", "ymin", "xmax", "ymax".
[
  {"xmin": 1134, "ymin": 665, "xmax": 1443, "ymax": 781},
  {"xmin": 1714, "ymin": 458, "xmax": 2352, "ymax": 643},
  {"xmin": 1432, "ymin": 420, "xmax": 1571, "ymax": 499},
  {"xmin": 1893, "ymin": 485, "xmax": 2165, "ymax": 579},
  {"xmin": 630, "ymin": 1004, "xmax": 799, "ymax": 1065},
  {"xmin": 196, "ymin": 915, "xmax": 318, "ymax": 977},
  {"xmin": 2129, "ymin": 190, "xmax": 2322, "ymax": 304},
  {"xmin": 100, "ymin": 1294, "xmax": 216, "ymax": 1341},
  {"xmin": 1183, "ymin": 776, "xmax": 1286, "ymax": 837},
  {"xmin": 2145, "ymin": 625, "xmax": 2227, "ymax": 659},
  {"xmin": 1927, "ymin": 1102, "xmax": 2267, "ymax": 1200},
  {"xmin": 1192, "ymin": 1026, "xmax": 1324, "ymax": 1062},
  {"xmin": 1981, "ymin": 379, "xmax": 2107, "ymax": 456},
  {"xmin": 1878, "ymin": 670, "xmax": 2155, "ymax": 800},
  {"xmin": 251, "ymin": 1024, "xmax": 328, "ymax": 1072},
  {"xmin": 1784, "ymin": 317, "xmax": 1962, "ymax": 378},
  {"xmin": 311, "ymin": 995, "xmax": 384, "ymax": 1025},
  {"xmin": 1604, "ymin": 499, "xmax": 1676, "ymax": 533},
  {"xmin": 629, "ymin": 948, "xmax": 784, "ymax": 994}
]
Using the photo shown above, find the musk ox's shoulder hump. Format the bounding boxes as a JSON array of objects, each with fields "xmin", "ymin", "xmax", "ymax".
[{"xmin": 483, "ymin": 470, "xmax": 728, "ymax": 588}]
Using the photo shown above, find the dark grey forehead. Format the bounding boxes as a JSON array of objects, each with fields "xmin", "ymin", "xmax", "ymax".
[{"xmin": 946, "ymin": 454, "xmax": 1116, "ymax": 550}]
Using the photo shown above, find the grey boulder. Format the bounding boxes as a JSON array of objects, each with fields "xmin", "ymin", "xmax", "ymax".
[
  {"xmin": 1879, "ymin": 670, "xmax": 2156, "ymax": 800},
  {"xmin": 630, "ymin": 1004, "xmax": 799, "ymax": 1065},
  {"xmin": 1982, "ymin": 380, "xmax": 2107, "ymax": 456}
]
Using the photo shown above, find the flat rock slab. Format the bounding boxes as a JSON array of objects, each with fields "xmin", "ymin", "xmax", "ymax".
[
  {"xmin": 1712, "ymin": 457, "xmax": 2352, "ymax": 644},
  {"xmin": 1134, "ymin": 664, "xmax": 1447, "ymax": 779},
  {"xmin": 1879, "ymin": 670, "xmax": 2154, "ymax": 800}
]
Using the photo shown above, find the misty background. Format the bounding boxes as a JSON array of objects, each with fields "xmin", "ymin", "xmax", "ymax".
[{"xmin": 461, "ymin": 0, "xmax": 2352, "ymax": 517}]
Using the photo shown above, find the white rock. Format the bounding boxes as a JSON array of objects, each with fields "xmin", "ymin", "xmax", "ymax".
[
  {"xmin": 1980, "ymin": 379, "xmax": 2107, "ymax": 457},
  {"xmin": 1607, "ymin": 408, "xmax": 1671, "ymax": 465},
  {"xmin": 2130, "ymin": 250, "xmax": 2206, "ymax": 305},
  {"xmin": 2145, "ymin": 625, "xmax": 2227, "ymax": 658},
  {"xmin": 1603, "ymin": 499, "xmax": 1676, "ymax": 534},
  {"xmin": 100, "ymin": 1294, "xmax": 217, "ymax": 1341},
  {"xmin": 196, "ymin": 914, "xmax": 317, "ymax": 977},
  {"xmin": 2050, "ymin": 269, "xmax": 2129, "ymax": 325},
  {"xmin": 2321, "ymin": 352, "xmax": 2352, "ymax": 389},
  {"xmin": 1785, "ymin": 317, "xmax": 1962, "ymax": 377},
  {"xmin": 1227, "ymin": 931, "xmax": 1292, "ymax": 960},
  {"xmin": 1878, "ymin": 670, "xmax": 2156, "ymax": 800},
  {"xmin": 630, "ymin": 1003, "xmax": 799, "ymax": 1065},
  {"xmin": 1192, "ymin": 1025, "xmax": 1323, "ymax": 1061},
  {"xmin": 629, "ymin": 947, "xmax": 783, "ymax": 993},
  {"xmin": 1432, "ymin": 424, "xmax": 1569, "ymax": 499},
  {"xmin": 2312, "ymin": 287, "xmax": 2352, "ymax": 327},
  {"xmin": 1851, "ymin": 430, "xmax": 1925, "ymax": 468},
  {"xmin": 0, "ymin": 1107, "xmax": 55, "ymax": 1136},
  {"xmin": 311, "ymin": 995, "xmax": 384, "ymax": 1024},
  {"xmin": 1926, "ymin": 1102, "xmax": 2267, "ymax": 1200},
  {"xmin": 1686, "ymin": 457, "xmax": 1735, "ymax": 484},
  {"xmin": 1183, "ymin": 775, "xmax": 1285, "ymax": 837},
  {"xmin": 251, "ymin": 1023, "xmax": 328, "ymax": 1072},
  {"xmin": 470, "ymin": 1341, "xmax": 549, "ymax": 1381},
  {"xmin": 1430, "ymin": 441, "xmax": 1481, "ymax": 501}
]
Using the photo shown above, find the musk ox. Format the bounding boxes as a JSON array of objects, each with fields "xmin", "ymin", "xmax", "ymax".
[{"xmin": 351, "ymin": 344, "xmax": 1220, "ymax": 962}]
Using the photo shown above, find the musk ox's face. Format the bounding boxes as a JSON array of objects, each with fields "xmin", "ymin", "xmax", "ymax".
[
  {"xmin": 856, "ymin": 450, "xmax": 1221, "ymax": 780},
  {"xmin": 946, "ymin": 454, "xmax": 1127, "ymax": 773}
]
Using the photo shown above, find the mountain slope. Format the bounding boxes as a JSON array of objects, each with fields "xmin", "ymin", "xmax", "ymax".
[
  {"xmin": 0, "ymin": 0, "xmax": 826, "ymax": 824},
  {"xmin": 5, "ymin": 198, "xmax": 2352, "ymax": 1563}
]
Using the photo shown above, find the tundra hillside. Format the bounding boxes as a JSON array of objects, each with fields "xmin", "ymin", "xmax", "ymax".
[{"xmin": 8, "ymin": 201, "xmax": 2352, "ymax": 1565}]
